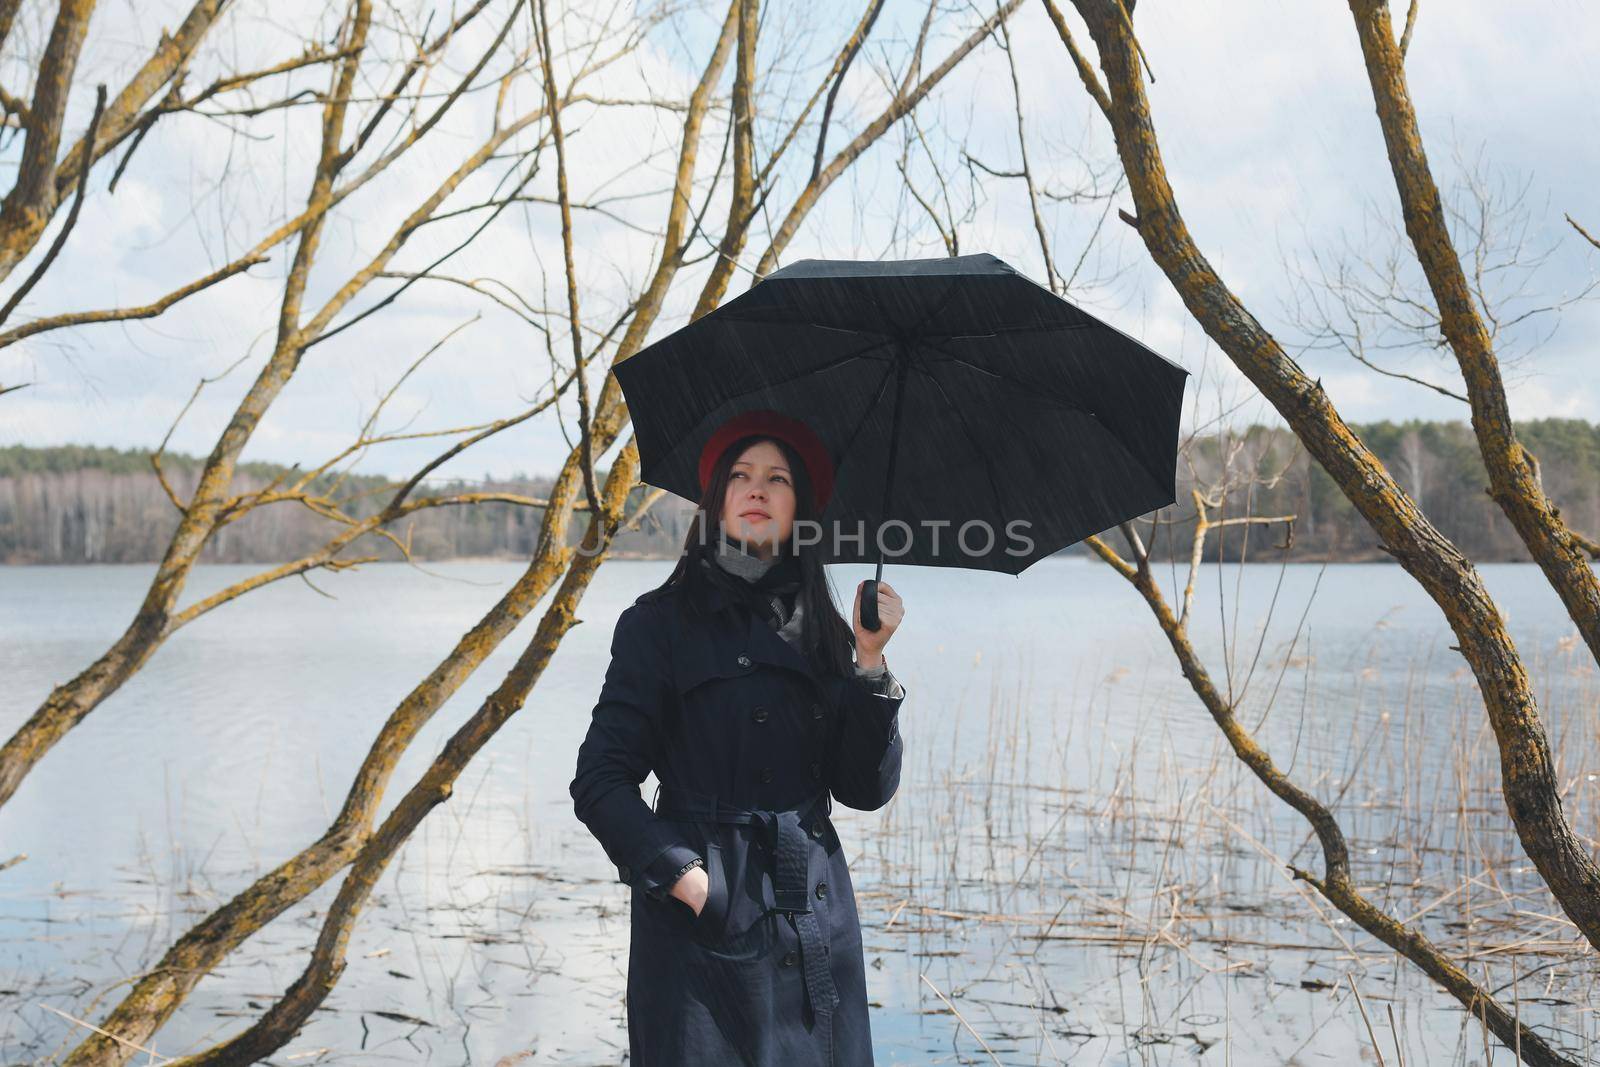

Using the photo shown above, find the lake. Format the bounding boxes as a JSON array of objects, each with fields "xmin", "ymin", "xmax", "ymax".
[{"xmin": 3, "ymin": 558, "xmax": 1598, "ymax": 1064}]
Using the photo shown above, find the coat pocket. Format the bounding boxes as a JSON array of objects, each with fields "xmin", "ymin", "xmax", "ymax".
[{"xmin": 689, "ymin": 840, "xmax": 730, "ymax": 943}]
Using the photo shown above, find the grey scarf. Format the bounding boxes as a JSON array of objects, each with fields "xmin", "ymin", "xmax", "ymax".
[{"xmin": 707, "ymin": 539, "xmax": 807, "ymax": 652}]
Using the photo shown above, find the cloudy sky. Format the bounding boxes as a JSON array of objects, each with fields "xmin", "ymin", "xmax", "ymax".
[{"xmin": 1, "ymin": 0, "xmax": 1596, "ymax": 485}]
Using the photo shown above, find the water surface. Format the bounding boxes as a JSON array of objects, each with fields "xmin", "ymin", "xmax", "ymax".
[{"xmin": 3, "ymin": 559, "xmax": 1597, "ymax": 1063}]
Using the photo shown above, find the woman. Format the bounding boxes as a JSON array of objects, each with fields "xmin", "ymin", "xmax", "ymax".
[{"xmin": 569, "ymin": 408, "xmax": 906, "ymax": 1066}]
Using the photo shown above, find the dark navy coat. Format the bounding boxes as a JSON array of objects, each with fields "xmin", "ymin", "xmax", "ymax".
[{"xmin": 570, "ymin": 575, "xmax": 905, "ymax": 1066}]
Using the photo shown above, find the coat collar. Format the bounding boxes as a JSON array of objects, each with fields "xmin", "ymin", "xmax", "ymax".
[{"xmin": 695, "ymin": 576, "xmax": 822, "ymax": 685}]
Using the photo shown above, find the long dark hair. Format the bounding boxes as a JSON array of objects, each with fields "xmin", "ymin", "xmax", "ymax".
[{"xmin": 639, "ymin": 432, "xmax": 857, "ymax": 677}]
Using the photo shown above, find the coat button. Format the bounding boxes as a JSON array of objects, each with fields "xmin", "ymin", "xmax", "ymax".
[
  {"xmin": 618, "ymin": 864, "xmax": 631, "ymax": 882},
  {"xmin": 781, "ymin": 951, "xmax": 797, "ymax": 967},
  {"xmin": 811, "ymin": 702, "xmax": 823, "ymax": 720},
  {"xmin": 752, "ymin": 705, "xmax": 768, "ymax": 723},
  {"xmin": 809, "ymin": 762, "xmax": 820, "ymax": 780},
  {"xmin": 811, "ymin": 823, "xmax": 823, "ymax": 839},
  {"xmin": 815, "ymin": 881, "xmax": 828, "ymax": 899},
  {"xmin": 760, "ymin": 766, "xmax": 773, "ymax": 784},
  {"xmin": 737, "ymin": 653, "xmax": 752, "ymax": 668}
]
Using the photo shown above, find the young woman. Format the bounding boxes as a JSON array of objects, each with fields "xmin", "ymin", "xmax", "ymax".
[{"xmin": 569, "ymin": 408, "xmax": 906, "ymax": 1066}]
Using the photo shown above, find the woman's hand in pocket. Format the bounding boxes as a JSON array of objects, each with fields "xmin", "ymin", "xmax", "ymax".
[{"xmin": 670, "ymin": 864, "xmax": 709, "ymax": 917}]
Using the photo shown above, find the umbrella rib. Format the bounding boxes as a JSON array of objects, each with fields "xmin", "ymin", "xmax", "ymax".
[
  {"xmin": 719, "ymin": 275, "xmax": 968, "ymax": 342},
  {"xmin": 808, "ymin": 321, "xmax": 891, "ymax": 337},
  {"xmin": 908, "ymin": 362, "xmax": 1009, "ymax": 524},
  {"xmin": 709, "ymin": 336, "xmax": 896, "ymax": 408},
  {"xmin": 922, "ymin": 342, "xmax": 1175, "ymax": 501},
  {"xmin": 846, "ymin": 274, "xmax": 967, "ymax": 342},
  {"xmin": 917, "ymin": 342, "xmax": 1096, "ymax": 418},
  {"xmin": 897, "ymin": 275, "xmax": 968, "ymax": 341},
  {"xmin": 922, "ymin": 321, "xmax": 1097, "ymax": 341},
  {"xmin": 829, "ymin": 358, "xmax": 899, "ymax": 496},
  {"xmin": 859, "ymin": 285, "xmax": 909, "ymax": 336},
  {"xmin": 718, "ymin": 310, "xmax": 892, "ymax": 338}
]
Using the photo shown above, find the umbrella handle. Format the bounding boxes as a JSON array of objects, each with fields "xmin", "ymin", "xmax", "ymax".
[{"xmin": 859, "ymin": 578, "xmax": 881, "ymax": 632}]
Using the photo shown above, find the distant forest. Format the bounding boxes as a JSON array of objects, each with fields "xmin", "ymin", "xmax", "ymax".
[{"xmin": 4, "ymin": 418, "xmax": 1600, "ymax": 564}]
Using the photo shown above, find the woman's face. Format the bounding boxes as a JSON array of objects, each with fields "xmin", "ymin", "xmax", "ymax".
[{"xmin": 720, "ymin": 439, "xmax": 797, "ymax": 559}]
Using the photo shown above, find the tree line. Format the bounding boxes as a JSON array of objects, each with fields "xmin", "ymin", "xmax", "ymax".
[
  {"xmin": 7, "ymin": 415, "xmax": 1600, "ymax": 566},
  {"xmin": 0, "ymin": 443, "xmax": 690, "ymax": 564}
]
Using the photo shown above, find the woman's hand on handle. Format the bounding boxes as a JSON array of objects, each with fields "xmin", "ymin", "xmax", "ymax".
[
  {"xmin": 852, "ymin": 580, "xmax": 903, "ymax": 666},
  {"xmin": 670, "ymin": 864, "xmax": 709, "ymax": 916}
]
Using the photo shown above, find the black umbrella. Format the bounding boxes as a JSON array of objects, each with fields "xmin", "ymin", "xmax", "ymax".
[{"xmin": 614, "ymin": 252, "xmax": 1189, "ymax": 629}]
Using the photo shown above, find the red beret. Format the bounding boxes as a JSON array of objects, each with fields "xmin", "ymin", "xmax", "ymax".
[{"xmin": 697, "ymin": 409, "xmax": 835, "ymax": 511}]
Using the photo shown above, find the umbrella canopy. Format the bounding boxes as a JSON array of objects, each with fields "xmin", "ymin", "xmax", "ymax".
[{"xmin": 615, "ymin": 252, "xmax": 1189, "ymax": 582}]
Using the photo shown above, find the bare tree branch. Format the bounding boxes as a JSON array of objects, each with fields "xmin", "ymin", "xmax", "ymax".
[
  {"xmin": 0, "ymin": 253, "xmax": 266, "ymax": 349},
  {"xmin": 1399, "ymin": 0, "xmax": 1420, "ymax": 58},
  {"xmin": 1566, "ymin": 212, "xmax": 1600, "ymax": 251},
  {"xmin": 810, "ymin": 0, "xmax": 885, "ymax": 186},
  {"xmin": 0, "ymin": 0, "xmax": 234, "ymax": 283},
  {"xmin": 0, "ymin": 0, "xmax": 95, "ymax": 279},
  {"xmin": 534, "ymin": 0, "xmax": 601, "ymax": 524},
  {"xmin": 0, "ymin": 83, "xmax": 105, "ymax": 327},
  {"xmin": 1040, "ymin": 0, "xmax": 1110, "ymax": 121}
]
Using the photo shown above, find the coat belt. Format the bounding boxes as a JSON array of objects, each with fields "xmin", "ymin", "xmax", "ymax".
[{"xmin": 653, "ymin": 785, "xmax": 842, "ymax": 1042}]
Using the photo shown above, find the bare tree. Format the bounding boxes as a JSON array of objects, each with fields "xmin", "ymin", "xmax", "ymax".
[
  {"xmin": 55, "ymin": 0, "xmax": 1026, "ymax": 1061},
  {"xmin": 1345, "ymin": 0, "xmax": 1600, "ymax": 667},
  {"xmin": 0, "ymin": 0, "xmax": 655, "ymax": 810},
  {"xmin": 1038, "ymin": 2, "xmax": 1600, "ymax": 1060}
]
